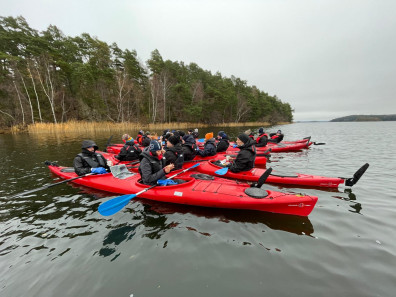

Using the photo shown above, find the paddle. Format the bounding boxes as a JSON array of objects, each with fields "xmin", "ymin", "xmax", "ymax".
[
  {"xmin": 344, "ymin": 163, "xmax": 369, "ymax": 187},
  {"xmin": 98, "ymin": 163, "xmax": 201, "ymax": 216},
  {"xmin": 103, "ymin": 135, "xmax": 113, "ymax": 152},
  {"xmin": 256, "ymin": 167, "xmax": 273, "ymax": 187},
  {"xmin": 313, "ymin": 142, "xmax": 326, "ymax": 145},
  {"xmin": 215, "ymin": 166, "xmax": 228, "ymax": 175},
  {"xmin": 12, "ymin": 172, "xmax": 95, "ymax": 197}
]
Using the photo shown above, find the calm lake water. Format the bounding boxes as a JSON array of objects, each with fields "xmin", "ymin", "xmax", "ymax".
[{"xmin": 1, "ymin": 122, "xmax": 396, "ymax": 297}]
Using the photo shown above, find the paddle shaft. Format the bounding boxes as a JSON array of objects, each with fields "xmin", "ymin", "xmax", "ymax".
[{"xmin": 13, "ymin": 172, "xmax": 95, "ymax": 197}]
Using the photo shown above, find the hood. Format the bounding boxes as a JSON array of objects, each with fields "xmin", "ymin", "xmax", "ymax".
[{"xmin": 81, "ymin": 140, "xmax": 98, "ymax": 150}]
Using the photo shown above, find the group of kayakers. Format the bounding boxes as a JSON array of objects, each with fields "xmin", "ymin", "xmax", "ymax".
[{"xmin": 73, "ymin": 127, "xmax": 284, "ymax": 186}]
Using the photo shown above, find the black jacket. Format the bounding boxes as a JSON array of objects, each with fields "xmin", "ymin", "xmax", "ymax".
[
  {"xmin": 228, "ymin": 138, "xmax": 256, "ymax": 173},
  {"xmin": 196, "ymin": 139, "xmax": 217, "ymax": 157},
  {"xmin": 138, "ymin": 147, "xmax": 166, "ymax": 185},
  {"xmin": 216, "ymin": 138, "xmax": 229, "ymax": 152},
  {"xmin": 182, "ymin": 134, "xmax": 197, "ymax": 161},
  {"xmin": 116, "ymin": 140, "xmax": 142, "ymax": 161},
  {"xmin": 162, "ymin": 143, "xmax": 184, "ymax": 170},
  {"xmin": 268, "ymin": 133, "xmax": 284, "ymax": 143},
  {"xmin": 73, "ymin": 149, "xmax": 109, "ymax": 176}
]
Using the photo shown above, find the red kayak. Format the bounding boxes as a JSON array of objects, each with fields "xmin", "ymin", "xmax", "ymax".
[
  {"xmin": 195, "ymin": 161, "xmax": 369, "ymax": 188},
  {"xmin": 226, "ymin": 140, "xmax": 312, "ymax": 153},
  {"xmin": 47, "ymin": 164, "xmax": 317, "ymax": 216}
]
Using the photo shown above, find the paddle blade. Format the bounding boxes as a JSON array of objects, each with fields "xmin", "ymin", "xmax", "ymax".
[
  {"xmin": 98, "ymin": 194, "xmax": 136, "ymax": 216},
  {"xmin": 190, "ymin": 163, "xmax": 200, "ymax": 169},
  {"xmin": 313, "ymin": 142, "xmax": 326, "ymax": 145},
  {"xmin": 257, "ymin": 168, "xmax": 273, "ymax": 188},
  {"xmin": 215, "ymin": 167, "xmax": 229, "ymax": 175},
  {"xmin": 345, "ymin": 163, "xmax": 369, "ymax": 187}
]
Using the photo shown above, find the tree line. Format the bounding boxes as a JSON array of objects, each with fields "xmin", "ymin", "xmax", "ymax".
[{"xmin": 0, "ymin": 16, "xmax": 294, "ymax": 128}]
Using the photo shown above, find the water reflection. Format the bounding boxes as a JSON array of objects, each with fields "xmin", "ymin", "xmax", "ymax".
[{"xmin": 331, "ymin": 188, "xmax": 363, "ymax": 214}]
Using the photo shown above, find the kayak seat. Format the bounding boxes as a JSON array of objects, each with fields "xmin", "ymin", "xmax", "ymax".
[
  {"xmin": 190, "ymin": 173, "xmax": 215, "ymax": 180},
  {"xmin": 245, "ymin": 187, "xmax": 269, "ymax": 199},
  {"xmin": 60, "ymin": 167, "xmax": 76, "ymax": 173}
]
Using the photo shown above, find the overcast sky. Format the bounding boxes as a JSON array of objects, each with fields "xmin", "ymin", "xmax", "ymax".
[{"xmin": 2, "ymin": 0, "xmax": 396, "ymax": 121}]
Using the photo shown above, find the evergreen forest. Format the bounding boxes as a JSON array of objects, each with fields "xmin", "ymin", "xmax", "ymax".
[{"xmin": 0, "ymin": 16, "xmax": 294, "ymax": 128}]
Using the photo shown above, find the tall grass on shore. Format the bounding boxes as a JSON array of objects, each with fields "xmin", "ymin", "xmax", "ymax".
[{"xmin": 10, "ymin": 121, "xmax": 276, "ymax": 134}]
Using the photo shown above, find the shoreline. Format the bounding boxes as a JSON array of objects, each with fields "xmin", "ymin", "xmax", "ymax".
[{"xmin": 3, "ymin": 121, "xmax": 290, "ymax": 134}]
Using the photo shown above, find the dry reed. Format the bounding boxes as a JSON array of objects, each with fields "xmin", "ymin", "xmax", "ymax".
[{"xmin": 11, "ymin": 120, "xmax": 278, "ymax": 134}]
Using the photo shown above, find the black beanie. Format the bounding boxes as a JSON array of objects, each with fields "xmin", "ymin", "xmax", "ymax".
[
  {"xmin": 237, "ymin": 133, "xmax": 250, "ymax": 144},
  {"xmin": 168, "ymin": 135, "xmax": 179, "ymax": 146}
]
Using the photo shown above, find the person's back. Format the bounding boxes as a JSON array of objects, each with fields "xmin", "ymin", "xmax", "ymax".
[
  {"xmin": 182, "ymin": 133, "xmax": 197, "ymax": 161},
  {"xmin": 197, "ymin": 132, "xmax": 217, "ymax": 157},
  {"xmin": 116, "ymin": 138, "xmax": 141, "ymax": 161},
  {"xmin": 216, "ymin": 131, "xmax": 229, "ymax": 152},
  {"xmin": 73, "ymin": 140, "xmax": 110, "ymax": 176},
  {"xmin": 227, "ymin": 133, "xmax": 256, "ymax": 173},
  {"xmin": 255, "ymin": 127, "xmax": 269, "ymax": 147}
]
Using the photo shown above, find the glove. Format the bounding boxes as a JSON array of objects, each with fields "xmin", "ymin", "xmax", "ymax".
[
  {"xmin": 157, "ymin": 179, "xmax": 178, "ymax": 186},
  {"xmin": 91, "ymin": 167, "xmax": 107, "ymax": 174},
  {"xmin": 232, "ymin": 144, "xmax": 238, "ymax": 148}
]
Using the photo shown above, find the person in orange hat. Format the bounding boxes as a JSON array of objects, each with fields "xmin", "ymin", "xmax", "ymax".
[{"xmin": 196, "ymin": 132, "xmax": 217, "ymax": 157}]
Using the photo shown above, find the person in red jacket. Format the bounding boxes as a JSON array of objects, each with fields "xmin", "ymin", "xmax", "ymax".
[
  {"xmin": 269, "ymin": 130, "xmax": 284, "ymax": 143},
  {"xmin": 256, "ymin": 127, "xmax": 269, "ymax": 147}
]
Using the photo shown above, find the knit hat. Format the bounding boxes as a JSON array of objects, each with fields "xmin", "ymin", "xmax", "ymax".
[
  {"xmin": 138, "ymin": 130, "xmax": 144, "ymax": 135},
  {"xmin": 218, "ymin": 131, "xmax": 227, "ymax": 138},
  {"xmin": 149, "ymin": 140, "xmax": 162, "ymax": 152},
  {"xmin": 167, "ymin": 135, "xmax": 179, "ymax": 146},
  {"xmin": 237, "ymin": 133, "xmax": 250, "ymax": 144},
  {"xmin": 205, "ymin": 132, "xmax": 214, "ymax": 141},
  {"xmin": 244, "ymin": 129, "xmax": 252, "ymax": 135},
  {"xmin": 194, "ymin": 128, "xmax": 198, "ymax": 133},
  {"xmin": 258, "ymin": 127, "xmax": 264, "ymax": 134}
]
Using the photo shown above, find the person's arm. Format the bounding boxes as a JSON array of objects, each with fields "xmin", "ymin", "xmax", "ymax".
[{"xmin": 73, "ymin": 156, "xmax": 91, "ymax": 176}]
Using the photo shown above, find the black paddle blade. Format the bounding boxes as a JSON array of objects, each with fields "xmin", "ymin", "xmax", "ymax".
[
  {"xmin": 104, "ymin": 135, "xmax": 113, "ymax": 152},
  {"xmin": 313, "ymin": 142, "xmax": 326, "ymax": 145},
  {"xmin": 345, "ymin": 163, "xmax": 369, "ymax": 187},
  {"xmin": 257, "ymin": 168, "xmax": 273, "ymax": 188}
]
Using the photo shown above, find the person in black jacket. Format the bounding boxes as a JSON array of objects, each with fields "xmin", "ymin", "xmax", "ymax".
[
  {"xmin": 255, "ymin": 127, "xmax": 269, "ymax": 147},
  {"xmin": 268, "ymin": 130, "xmax": 284, "ymax": 143},
  {"xmin": 224, "ymin": 133, "xmax": 256, "ymax": 173},
  {"xmin": 138, "ymin": 140, "xmax": 174, "ymax": 185},
  {"xmin": 196, "ymin": 132, "xmax": 217, "ymax": 157},
  {"xmin": 162, "ymin": 135, "xmax": 184, "ymax": 170},
  {"xmin": 216, "ymin": 131, "xmax": 230, "ymax": 152},
  {"xmin": 116, "ymin": 134, "xmax": 142, "ymax": 161},
  {"xmin": 182, "ymin": 132, "xmax": 198, "ymax": 161},
  {"xmin": 73, "ymin": 140, "xmax": 110, "ymax": 176}
]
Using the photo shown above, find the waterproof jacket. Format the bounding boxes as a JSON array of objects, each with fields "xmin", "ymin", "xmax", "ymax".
[
  {"xmin": 73, "ymin": 146, "xmax": 109, "ymax": 176},
  {"xmin": 268, "ymin": 133, "xmax": 284, "ymax": 143},
  {"xmin": 138, "ymin": 147, "xmax": 166, "ymax": 185},
  {"xmin": 216, "ymin": 138, "xmax": 229, "ymax": 152},
  {"xmin": 227, "ymin": 138, "xmax": 256, "ymax": 173},
  {"xmin": 255, "ymin": 133, "xmax": 268, "ymax": 147},
  {"xmin": 162, "ymin": 143, "xmax": 184, "ymax": 170},
  {"xmin": 116, "ymin": 140, "xmax": 142, "ymax": 161},
  {"xmin": 182, "ymin": 134, "xmax": 197, "ymax": 161},
  {"xmin": 196, "ymin": 139, "xmax": 217, "ymax": 157}
]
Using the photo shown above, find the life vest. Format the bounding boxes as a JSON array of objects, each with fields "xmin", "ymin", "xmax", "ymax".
[
  {"xmin": 256, "ymin": 133, "xmax": 268, "ymax": 144},
  {"xmin": 136, "ymin": 134, "xmax": 143, "ymax": 145},
  {"xmin": 77, "ymin": 152, "xmax": 106, "ymax": 168}
]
